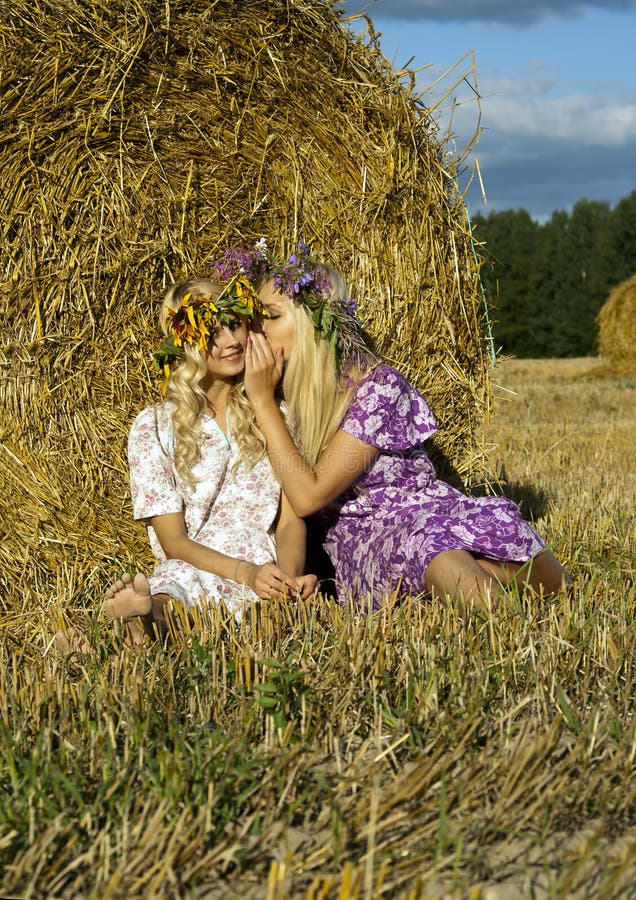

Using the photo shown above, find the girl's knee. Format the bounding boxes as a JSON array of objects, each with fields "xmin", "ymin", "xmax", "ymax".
[
  {"xmin": 530, "ymin": 550, "xmax": 571, "ymax": 595},
  {"xmin": 425, "ymin": 550, "xmax": 500, "ymax": 609}
]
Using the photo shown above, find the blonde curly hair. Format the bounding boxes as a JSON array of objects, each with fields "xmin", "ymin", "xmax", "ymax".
[{"xmin": 160, "ymin": 278, "xmax": 267, "ymax": 486}]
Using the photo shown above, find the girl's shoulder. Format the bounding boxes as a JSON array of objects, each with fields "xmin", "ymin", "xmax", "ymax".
[
  {"xmin": 342, "ymin": 364, "xmax": 438, "ymax": 450},
  {"xmin": 130, "ymin": 402, "xmax": 173, "ymax": 436},
  {"xmin": 128, "ymin": 402, "xmax": 178, "ymax": 458},
  {"xmin": 354, "ymin": 363, "xmax": 414, "ymax": 397}
]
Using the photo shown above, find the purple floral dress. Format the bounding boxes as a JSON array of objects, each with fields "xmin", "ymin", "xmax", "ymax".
[
  {"xmin": 320, "ymin": 365, "xmax": 546, "ymax": 604},
  {"xmin": 128, "ymin": 403, "xmax": 280, "ymax": 617}
]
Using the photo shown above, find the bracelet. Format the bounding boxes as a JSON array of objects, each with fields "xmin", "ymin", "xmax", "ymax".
[{"xmin": 233, "ymin": 559, "xmax": 244, "ymax": 582}]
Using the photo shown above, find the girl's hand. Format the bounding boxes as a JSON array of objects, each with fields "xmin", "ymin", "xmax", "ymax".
[
  {"xmin": 295, "ymin": 573, "xmax": 318, "ymax": 599},
  {"xmin": 240, "ymin": 561, "xmax": 300, "ymax": 599},
  {"xmin": 244, "ymin": 332, "xmax": 285, "ymax": 404}
]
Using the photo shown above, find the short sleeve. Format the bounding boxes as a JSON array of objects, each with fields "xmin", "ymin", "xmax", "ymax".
[
  {"xmin": 339, "ymin": 365, "xmax": 438, "ymax": 451},
  {"xmin": 128, "ymin": 406, "xmax": 184, "ymax": 521}
]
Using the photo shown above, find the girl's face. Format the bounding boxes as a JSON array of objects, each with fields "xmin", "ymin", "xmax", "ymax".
[
  {"xmin": 201, "ymin": 316, "xmax": 248, "ymax": 381},
  {"xmin": 259, "ymin": 280, "xmax": 296, "ymax": 361}
]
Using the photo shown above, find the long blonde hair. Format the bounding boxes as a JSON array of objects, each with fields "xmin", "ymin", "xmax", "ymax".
[
  {"xmin": 161, "ymin": 279, "xmax": 266, "ymax": 485},
  {"xmin": 279, "ymin": 266, "xmax": 376, "ymax": 466}
]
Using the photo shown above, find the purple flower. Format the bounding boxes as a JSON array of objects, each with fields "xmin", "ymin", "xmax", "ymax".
[
  {"xmin": 342, "ymin": 296, "xmax": 357, "ymax": 317},
  {"xmin": 213, "ymin": 245, "xmax": 268, "ymax": 281}
]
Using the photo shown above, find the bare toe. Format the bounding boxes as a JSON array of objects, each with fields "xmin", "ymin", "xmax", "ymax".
[
  {"xmin": 105, "ymin": 577, "xmax": 126, "ymax": 600},
  {"xmin": 133, "ymin": 572, "xmax": 151, "ymax": 595},
  {"xmin": 104, "ymin": 572, "xmax": 135, "ymax": 600},
  {"xmin": 103, "ymin": 572, "xmax": 152, "ymax": 622}
]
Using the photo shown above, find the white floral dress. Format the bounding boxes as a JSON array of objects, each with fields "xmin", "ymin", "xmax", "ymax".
[{"xmin": 128, "ymin": 403, "xmax": 281, "ymax": 617}]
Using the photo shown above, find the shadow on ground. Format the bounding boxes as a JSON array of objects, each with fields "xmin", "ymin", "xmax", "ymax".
[{"xmin": 480, "ymin": 466, "xmax": 551, "ymax": 523}]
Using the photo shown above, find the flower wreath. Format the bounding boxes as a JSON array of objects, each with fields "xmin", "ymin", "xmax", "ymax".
[
  {"xmin": 214, "ymin": 240, "xmax": 373, "ymax": 371},
  {"xmin": 153, "ymin": 274, "xmax": 262, "ymax": 378}
]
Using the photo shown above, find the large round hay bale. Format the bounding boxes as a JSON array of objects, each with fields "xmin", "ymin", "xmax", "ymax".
[
  {"xmin": 597, "ymin": 274, "xmax": 636, "ymax": 375},
  {"xmin": 0, "ymin": 0, "xmax": 490, "ymax": 602}
]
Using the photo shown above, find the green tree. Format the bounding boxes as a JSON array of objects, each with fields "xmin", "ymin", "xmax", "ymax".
[
  {"xmin": 536, "ymin": 201, "xmax": 611, "ymax": 356},
  {"xmin": 473, "ymin": 192, "xmax": 634, "ymax": 358},
  {"xmin": 603, "ymin": 190, "xmax": 636, "ymax": 286},
  {"xmin": 567, "ymin": 199, "xmax": 613, "ymax": 354},
  {"xmin": 473, "ymin": 209, "xmax": 543, "ymax": 356}
]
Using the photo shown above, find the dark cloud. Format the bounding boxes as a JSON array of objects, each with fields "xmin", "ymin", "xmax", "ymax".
[
  {"xmin": 339, "ymin": 0, "xmax": 636, "ymax": 27},
  {"xmin": 462, "ymin": 139, "xmax": 636, "ymax": 220}
]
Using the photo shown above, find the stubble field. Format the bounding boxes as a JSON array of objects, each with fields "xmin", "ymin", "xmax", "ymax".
[{"xmin": 1, "ymin": 357, "xmax": 635, "ymax": 898}]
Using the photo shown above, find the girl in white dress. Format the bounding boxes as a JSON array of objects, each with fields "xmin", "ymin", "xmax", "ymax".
[{"xmin": 102, "ymin": 273, "xmax": 316, "ymax": 639}]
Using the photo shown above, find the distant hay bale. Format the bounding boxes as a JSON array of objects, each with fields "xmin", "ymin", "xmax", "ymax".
[
  {"xmin": 0, "ymin": 0, "xmax": 490, "ymax": 602},
  {"xmin": 598, "ymin": 274, "xmax": 636, "ymax": 375}
]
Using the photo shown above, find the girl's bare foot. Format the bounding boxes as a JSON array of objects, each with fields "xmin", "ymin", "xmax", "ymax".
[
  {"xmin": 103, "ymin": 572, "xmax": 153, "ymax": 621},
  {"xmin": 54, "ymin": 629, "xmax": 90, "ymax": 655}
]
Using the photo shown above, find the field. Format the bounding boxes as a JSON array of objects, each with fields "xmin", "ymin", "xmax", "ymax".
[{"xmin": 1, "ymin": 358, "xmax": 635, "ymax": 899}]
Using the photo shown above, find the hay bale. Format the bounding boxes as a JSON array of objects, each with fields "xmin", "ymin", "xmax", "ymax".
[
  {"xmin": 597, "ymin": 274, "xmax": 636, "ymax": 375},
  {"xmin": 0, "ymin": 0, "xmax": 490, "ymax": 601}
]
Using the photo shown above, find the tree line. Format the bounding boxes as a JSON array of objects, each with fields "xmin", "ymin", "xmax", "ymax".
[{"xmin": 471, "ymin": 189, "xmax": 636, "ymax": 358}]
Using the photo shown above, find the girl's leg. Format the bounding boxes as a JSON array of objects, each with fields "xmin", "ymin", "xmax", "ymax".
[
  {"xmin": 525, "ymin": 549, "xmax": 572, "ymax": 595},
  {"xmin": 424, "ymin": 549, "xmax": 500, "ymax": 613},
  {"xmin": 476, "ymin": 550, "xmax": 572, "ymax": 599}
]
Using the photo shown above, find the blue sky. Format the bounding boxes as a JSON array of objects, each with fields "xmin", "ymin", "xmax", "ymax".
[{"xmin": 339, "ymin": 1, "xmax": 636, "ymax": 221}]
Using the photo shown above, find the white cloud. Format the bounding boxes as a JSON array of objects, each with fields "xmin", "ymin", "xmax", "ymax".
[
  {"xmin": 430, "ymin": 63, "xmax": 636, "ymax": 217},
  {"xmin": 476, "ymin": 66, "xmax": 636, "ymax": 150},
  {"xmin": 425, "ymin": 60, "xmax": 636, "ymax": 161},
  {"xmin": 487, "ymin": 94, "xmax": 636, "ymax": 145}
]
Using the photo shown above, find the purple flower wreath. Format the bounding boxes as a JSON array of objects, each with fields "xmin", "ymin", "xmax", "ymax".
[{"xmin": 214, "ymin": 240, "xmax": 373, "ymax": 371}]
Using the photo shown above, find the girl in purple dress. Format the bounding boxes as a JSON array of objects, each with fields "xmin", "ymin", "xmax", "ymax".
[{"xmin": 238, "ymin": 243, "xmax": 571, "ymax": 611}]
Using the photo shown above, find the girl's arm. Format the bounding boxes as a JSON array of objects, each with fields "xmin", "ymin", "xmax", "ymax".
[
  {"xmin": 151, "ymin": 511, "xmax": 301, "ymax": 598},
  {"xmin": 274, "ymin": 492, "xmax": 318, "ymax": 599},
  {"xmin": 244, "ymin": 333, "xmax": 378, "ymax": 517}
]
